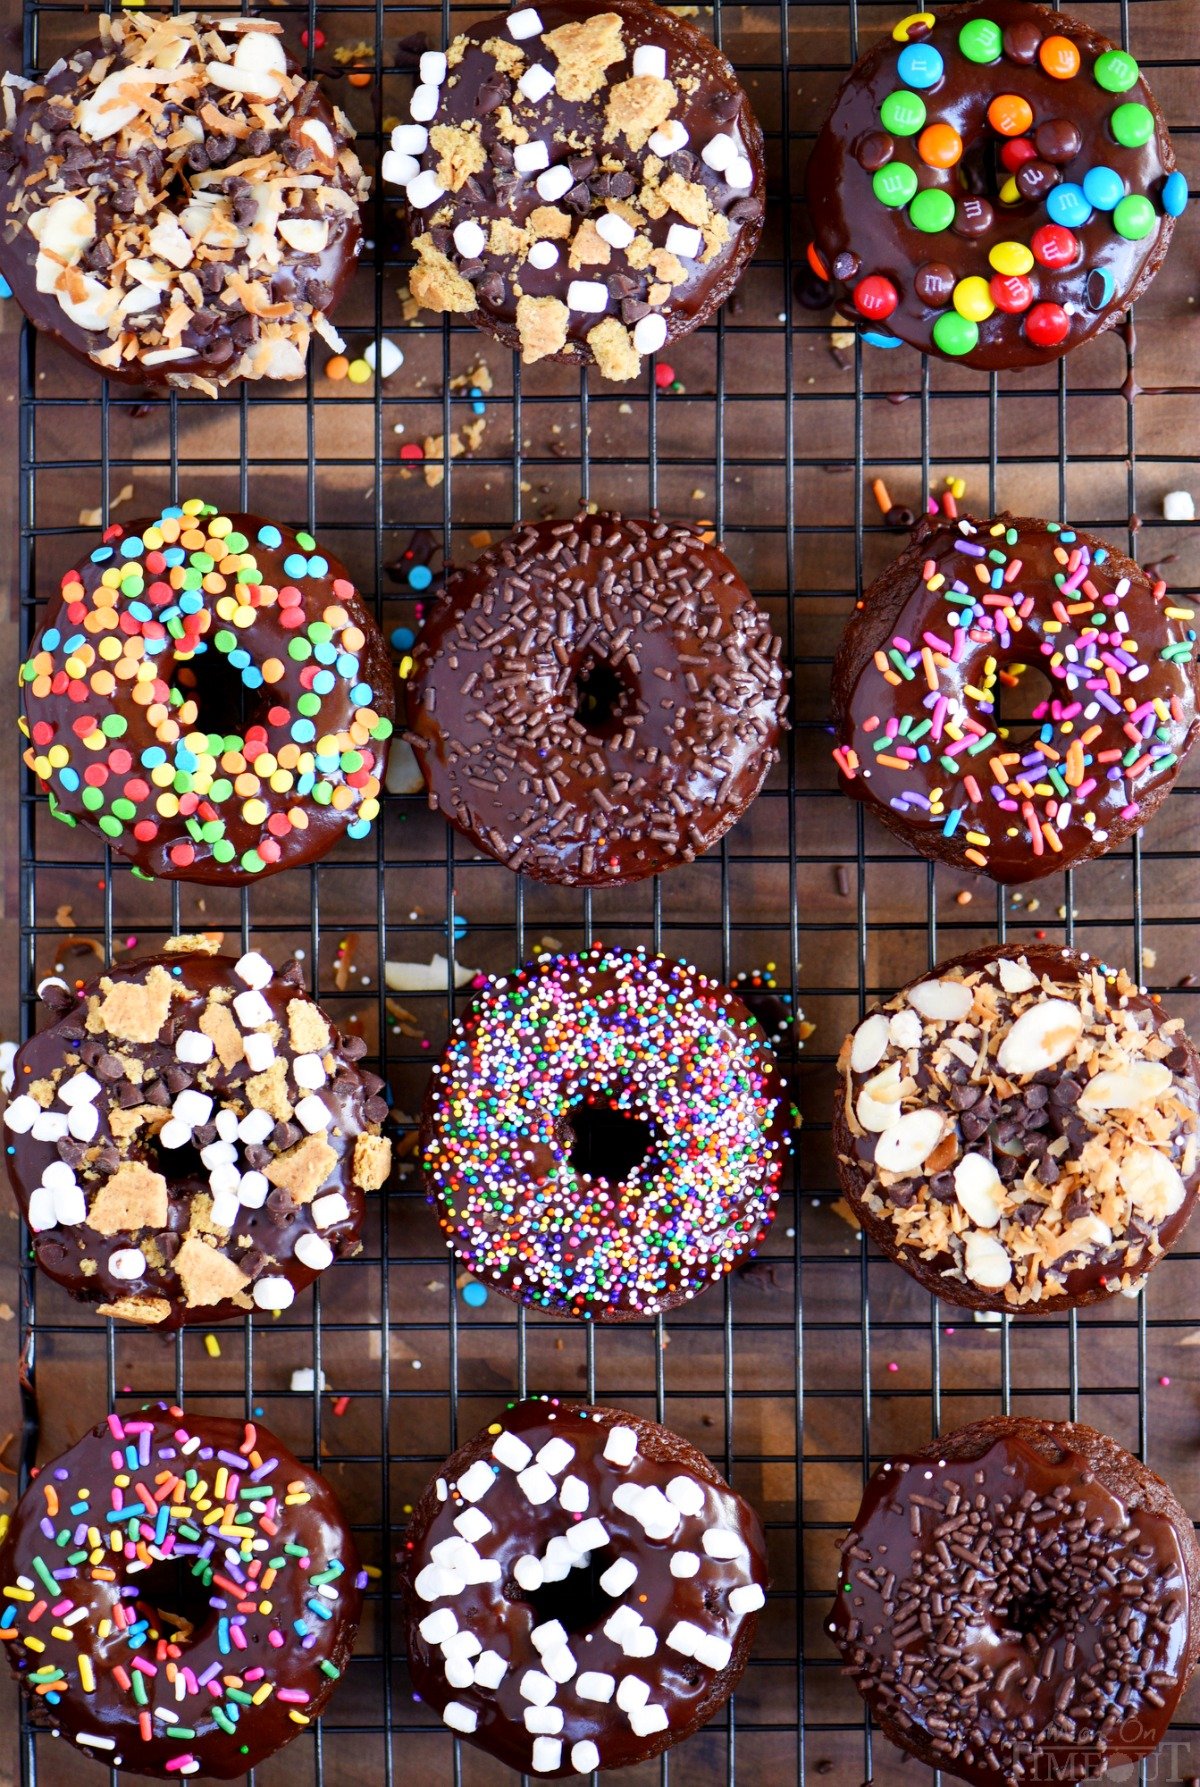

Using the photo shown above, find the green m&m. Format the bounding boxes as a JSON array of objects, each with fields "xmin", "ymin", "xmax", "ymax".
[
  {"xmin": 958, "ymin": 18, "xmax": 1002, "ymax": 63},
  {"xmin": 1112, "ymin": 193, "xmax": 1156, "ymax": 239},
  {"xmin": 1110, "ymin": 101, "xmax": 1154, "ymax": 148},
  {"xmin": 873, "ymin": 162, "xmax": 918, "ymax": 207},
  {"xmin": 880, "ymin": 89, "xmax": 926, "ymax": 135},
  {"xmin": 1094, "ymin": 48, "xmax": 1139, "ymax": 92},
  {"xmin": 932, "ymin": 311, "xmax": 979, "ymax": 356},
  {"xmin": 909, "ymin": 188, "xmax": 956, "ymax": 233}
]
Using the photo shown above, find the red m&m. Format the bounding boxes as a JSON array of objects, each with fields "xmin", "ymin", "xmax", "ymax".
[
  {"xmin": 1031, "ymin": 224, "xmax": 1078, "ymax": 269},
  {"xmin": 1025, "ymin": 302, "xmax": 1071, "ymax": 347},
  {"xmin": 854, "ymin": 274, "xmax": 900, "ymax": 320},
  {"xmin": 1000, "ymin": 137, "xmax": 1037, "ymax": 173},
  {"xmin": 990, "ymin": 274, "xmax": 1034, "ymax": 314}
]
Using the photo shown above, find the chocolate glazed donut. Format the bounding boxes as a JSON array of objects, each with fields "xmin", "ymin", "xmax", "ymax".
[
  {"xmin": 807, "ymin": 0, "xmax": 1185, "ymax": 369},
  {"xmin": 0, "ymin": 1406, "xmax": 364, "ymax": 1776},
  {"xmin": 829, "ymin": 1417, "xmax": 1200, "ymax": 1786},
  {"xmin": 833, "ymin": 943, "xmax": 1200, "ymax": 1314},
  {"xmin": 402, "ymin": 1398, "xmax": 768, "ymax": 1777},
  {"xmin": 406, "ymin": 511, "xmax": 787, "ymax": 885}
]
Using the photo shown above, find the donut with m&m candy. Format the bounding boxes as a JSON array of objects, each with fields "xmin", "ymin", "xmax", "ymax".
[
  {"xmin": 19, "ymin": 500, "xmax": 394, "ymax": 882},
  {"xmin": 831, "ymin": 512, "xmax": 1200, "ymax": 883},
  {"xmin": 807, "ymin": 1, "xmax": 1187, "ymax": 369}
]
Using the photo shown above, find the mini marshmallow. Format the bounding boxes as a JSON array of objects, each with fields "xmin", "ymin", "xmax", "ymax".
[
  {"xmin": 506, "ymin": 7, "xmax": 543, "ymax": 39},
  {"xmin": 457, "ymin": 1460, "xmax": 496, "ymax": 1503},
  {"xmin": 453, "ymin": 219, "xmax": 487, "ymax": 260},
  {"xmin": 665, "ymin": 223, "xmax": 702, "ymax": 259},
  {"xmin": 567, "ymin": 280, "xmax": 608, "ymax": 313},
  {"xmin": 442, "ymin": 1702, "xmax": 477, "ymax": 1734},
  {"xmin": 670, "ymin": 1550, "xmax": 700, "ymax": 1578},
  {"xmin": 444, "ymin": 1655, "xmax": 475, "ymax": 1691},
  {"xmin": 559, "ymin": 1475, "xmax": 589, "ymax": 1512},
  {"xmin": 703, "ymin": 1529, "xmax": 745, "ymax": 1559},
  {"xmin": 536, "ymin": 1436, "xmax": 575, "ymax": 1475},
  {"xmin": 172, "ymin": 1090, "xmax": 213, "ymax": 1130},
  {"xmin": 595, "ymin": 212, "xmax": 635, "ymax": 249},
  {"xmin": 524, "ymin": 1707, "xmax": 564, "ymax": 1735},
  {"xmin": 615, "ymin": 1674, "xmax": 649, "ymax": 1711},
  {"xmin": 381, "ymin": 149, "xmax": 419, "ymax": 187},
  {"xmin": 364, "ymin": 337, "xmax": 404, "ymax": 378},
  {"xmin": 409, "ymin": 83, "xmax": 439, "ymax": 122},
  {"xmin": 201, "ymin": 1141, "xmax": 237, "ymax": 1169},
  {"xmin": 624, "ymin": 1625, "xmax": 657, "ymax": 1659},
  {"xmin": 665, "ymin": 1475, "xmax": 706, "ymax": 1516},
  {"xmin": 30, "ymin": 1111, "xmax": 69, "ymax": 1142},
  {"xmin": 419, "ymin": 50, "xmax": 447, "ymax": 85},
  {"xmin": 156, "ymin": 1118, "xmax": 191, "ymax": 1151},
  {"xmin": 726, "ymin": 155, "xmax": 754, "ymax": 190},
  {"xmin": 513, "ymin": 139, "xmax": 551, "ymax": 174},
  {"xmin": 473, "ymin": 1649, "xmax": 508, "ymax": 1689},
  {"xmin": 517, "ymin": 1465, "xmax": 556, "ymax": 1505},
  {"xmin": 531, "ymin": 1738, "xmax": 562, "ymax": 1775},
  {"xmin": 242, "ymin": 1032, "xmax": 277, "ymax": 1072},
  {"xmin": 519, "ymin": 1669, "xmax": 556, "ymax": 1706},
  {"xmin": 572, "ymin": 1742, "xmax": 600, "ymax": 1774},
  {"xmin": 513, "ymin": 1554, "xmax": 543, "ymax": 1591},
  {"xmin": 565, "ymin": 1517, "xmax": 608, "ymax": 1554},
  {"xmin": 233, "ymin": 989, "xmax": 273, "ymax": 1029},
  {"xmin": 631, "ymin": 1486, "xmax": 680, "ymax": 1539},
  {"xmin": 519, "ymin": 63, "xmax": 556, "ymax": 103},
  {"xmin": 492, "ymin": 1430, "xmax": 533, "ymax": 1471},
  {"xmin": 68, "ymin": 1103, "xmax": 99, "ymax": 1143},
  {"xmin": 53, "ymin": 1181, "xmax": 86, "ymax": 1227},
  {"xmin": 695, "ymin": 1633, "xmax": 733, "ymax": 1671},
  {"xmin": 57, "ymin": 1071, "xmax": 101, "ymax": 1106},
  {"xmin": 603, "ymin": 1426, "xmax": 638, "ymax": 1467},
  {"xmin": 649, "ymin": 119, "xmax": 689, "ymax": 155},
  {"xmin": 728, "ymin": 1582, "xmax": 766, "ymax": 1615},
  {"xmin": 41, "ymin": 1160, "xmax": 77, "ymax": 1195},
  {"xmin": 540, "ymin": 1535, "xmax": 575, "ymax": 1581},
  {"xmin": 109, "ymin": 1247, "xmax": 147, "ymax": 1280},
  {"xmin": 667, "ymin": 1619, "xmax": 705, "ymax": 1657},
  {"xmin": 441, "ymin": 1629, "xmax": 482, "ymax": 1658},
  {"xmin": 576, "ymin": 1671, "xmax": 615, "ymax": 1703},
  {"xmin": 289, "ymin": 1368, "xmax": 327, "ymax": 1394},
  {"xmin": 391, "ymin": 123, "xmax": 429, "ymax": 154},
  {"xmin": 294, "ymin": 1094, "xmax": 332, "ymax": 1133},
  {"xmin": 209, "ymin": 1189, "xmax": 239, "ymax": 1231},
  {"xmin": 26, "ymin": 1186, "xmax": 55, "ymax": 1232},
  {"xmin": 632, "ymin": 43, "xmax": 667, "ymax": 77},
  {"xmin": 293, "ymin": 1053, "xmax": 327, "ymax": 1090},
  {"xmin": 629, "ymin": 1705, "xmax": 669, "ymax": 1738},
  {"xmin": 543, "ymin": 1646, "xmax": 576, "ymax": 1684},
  {"xmin": 527, "ymin": 240, "xmax": 559, "ymax": 270},
  {"xmin": 234, "ymin": 951, "xmax": 273, "ymax": 988},
  {"xmin": 406, "ymin": 169, "xmax": 445, "ymax": 209},
  {"xmin": 311, "ymin": 1190, "xmax": 350, "ymax": 1228},
  {"xmin": 239, "ymin": 1107, "xmax": 275, "ymax": 1146},
  {"xmin": 252, "ymin": 1277, "xmax": 295, "ymax": 1311},
  {"xmin": 238, "ymin": 1170, "xmax": 269, "ymax": 1209},
  {"xmin": 419, "ymin": 1608, "xmax": 458, "ymax": 1645},
  {"xmin": 535, "ymin": 164, "xmax": 573, "ymax": 203},
  {"xmin": 294, "ymin": 1232, "xmax": 334, "ymax": 1272},
  {"xmin": 599, "ymin": 1556, "xmax": 638, "ymax": 1597},
  {"xmin": 603, "ymin": 1606, "xmax": 642, "ymax": 1646},
  {"xmin": 531, "ymin": 1619, "xmax": 568, "ymax": 1655},
  {"xmin": 701, "ymin": 132, "xmax": 737, "ymax": 171},
  {"xmin": 4, "ymin": 1095, "xmax": 39, "ymax": 1133},
  {"xmin": 415, "ymin": 1563, "xmax": 462, "ymax": 1601},
  {"xmin": 454, "ymin": 1507, "xmax": 492, "ymax": 1543}
]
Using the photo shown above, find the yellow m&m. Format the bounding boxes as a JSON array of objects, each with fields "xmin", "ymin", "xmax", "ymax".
[
  {"xmin": 953, "ymin": 277, "xmax": 995, "ymax": 322},
  {"xmin": 989, "ymin": 241, "xmax": 1035, "ymax": 278}
]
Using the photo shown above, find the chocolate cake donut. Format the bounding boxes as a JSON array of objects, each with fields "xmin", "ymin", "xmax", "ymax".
[
  {"xmin": 406, "ymin": 511, "xmax": 786, "ymax": 885},
  {"xmin": 831, "ymin": 512, "xmax": 1200, "ymax": 883},
  {"xmin": 385, "ymin": 0, "xmax": 765, "ymax": 378},
  {"xmin": 834, "ymin": 943, "xmax": 1200, "ymax": 1313},
  {"xmin": 19, "ymin": 498, "xmax": 395, "ymax": 883},
  {"xmin": 0, "ymin": 1404, "xmax": 364, "ymax": 1776},
  {"xmin": 807, "ymin": 1, "xmax": 1187, "ymax": 368},
  {"xmin": 0, "ymin": 12, "xmax": 368, "ymax": 392},
  {"xmin": 421, "ymin": 945, "xmax": 789, "ymax": 1320},
  {"xmin": 403, "ymin": 1397, "xmax": 768, "ymax": 1776},
  {"xmin": 829, "ymin": 1416, "xmax": 1200, "ymax": 1785},
  {"xmin": 4, "ymin": 937, "xmax": 392, "ymax": 1326}
]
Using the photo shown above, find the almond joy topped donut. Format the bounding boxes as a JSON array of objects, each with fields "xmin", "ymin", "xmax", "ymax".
[
  {"xmin": 807, "ymin": 1, "xmax": 1187, "ymax": 368},
  {"xmin": 834, "ymin": 943, "xmax": 1200, "ymax": 1313}
]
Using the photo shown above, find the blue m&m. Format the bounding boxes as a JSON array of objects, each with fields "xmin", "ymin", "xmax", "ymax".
[
  {"xmin": 1046, "ymin": 184, "xmax": 1093, "ymax": 228},
  {"xmin": 896, "ymin": 41, "xmax": 943, "ymax": 89},
  {"xmin": 1163, "ymin": 170, "xmax": 1189, "ymax": 218},
  {"xmin": 1082, "ymin": 166, "xmax": 1124, "ymax": 212}
]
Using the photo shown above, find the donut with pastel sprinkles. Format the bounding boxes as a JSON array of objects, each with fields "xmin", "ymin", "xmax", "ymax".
[
  {"xmin": 420, "ymin": 945, "xmax": 790, "ymax": 1321},
  {"xmin": 831, "ymin": 512, "xmax": 1200, "ymax": 883},
  {"xmin": 807, "ymin": 1, "xmax": 1187, "ymax": 369},
  {"xmin": 19, "ymin": 500, "xmax": 394, "ymax": 882},
  {"xmin": 0, "ymin": 1405, "xmax": 364, "ymax": 1776},
  {"xmin": 402, "ymin": 1397, "xmax": 768, "ymax": 1777}
]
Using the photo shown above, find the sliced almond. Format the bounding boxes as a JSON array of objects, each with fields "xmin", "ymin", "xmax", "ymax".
[
  {"xmin": 996, "ymin": 999, "xmax": 1084, "ymax": 1076},
  {"xmin": 996, "ymin": 956, "xmax": 1038, "ymax": 996},
  {"xmin": 953, "ymin": 1153, "xmax": 1004, "ymax": 1228},
  {"xmin": 1078, "ymin": 1060, "xmax": 1173, "ymax": 1112},
  {"xmin": 849, "ymin": 1013, "xmax": 889, "ymax": 1075},
  {"xmin": 29, "ymin": 194, "xmax": 94, "ymax": 266},
  {"xmin": 278, "ymin": 218, "xmax": 329, "ymax": 255},
  {"xmin": 78, "ymin": 66, "xmax": 159, "ymax": 140},
  {"xmin": 964, "ymin": 1230, "xmax": 1012, "ymax": 1290},
  {"xmin": 1119, "ymin": 1144, "xmax": 1187, "ymax": 1221},
  {"xmin": 856, "ymin": 1061, "xmax": 904, "ymax": 1133},
  {"xmin": 874, "ymin": 1109, "xmax": 946, "ymax": 1177},
  {"xmin": 908, "ymin": 979, "xmax": 973, "ymax": 1022}
]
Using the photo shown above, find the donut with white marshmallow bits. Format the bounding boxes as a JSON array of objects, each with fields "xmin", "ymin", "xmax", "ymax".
[
  {"xmin": 833, "ymin": 942, "xmax": 1200, "ymax": 1313},
  {"xmin": 387, "ymin": 0, "xmax": 765, "ymax": 378},
  {"xmin": 4, "ymin": 937, "xmax": 392, "ymax": 1326},
  {"xmin": 402, "ymin": 1398, "xmax": 768, "ymax": 1776}
]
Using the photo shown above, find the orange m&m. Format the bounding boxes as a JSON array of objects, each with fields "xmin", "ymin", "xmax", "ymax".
[
  {"xmin": 988, "ymin": 94, "xmax": 1034, "ymax": 137},
  {"xmin": 1039, "ymin": 34, "xmax": 1081, "ymax": 80},
  {"xmin": 918, "ymin": 123, "xmax": 963, "ymax": 168}
]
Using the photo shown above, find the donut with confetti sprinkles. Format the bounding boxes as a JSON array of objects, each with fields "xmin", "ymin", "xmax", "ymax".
[
  {"xmin": 402, "ymin": 1397, "xmax": 768, "ymax": 1776},
  {"xmin": 419, "ymin": 945, "xmax": 790, "ymax": 1321},
  {"xmin": 19, "ymin": 500, "xmax": 394, "ymax": 882},
  {"xmin": 4, "ymin": 938, "xmax": 392, "ymax": 1327},
  {"xmin": 0, "ymin": 1405, "xmax": 364, "ymax": 1776},
  {"xmin": 831, "ymin": 512, "xmax": 1200, "ymax": 883},
  {"xmin": 807, "ymin": 1, "xmax": 1186, "ymax": 369}
]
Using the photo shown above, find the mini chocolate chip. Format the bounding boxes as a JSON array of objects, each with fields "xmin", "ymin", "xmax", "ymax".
[
  {"xmin": 193, "ymin": 1123, "xmax": 217, "ymax": 1148},
  {"xmin": 927, "ymin": 1172, "xmax": 957, "ymax": 1203},
  {"xmin": 565, "ymin": 182, "xmax": 592, "ymax": 213},
  {"xmin": 568, "ymin": 154, "xmax": 596, "ymax": 180},
  {"xmin": 244, "ymin": 128, "xmax": 270, "ymax": 157},
  {"xmin": 1166, "ymin": 1046, "xmax": 1191, "ymax": 1073},
  {"xmin": 621, "ymin": 297, "xmax": 653, "ymax": 324},
  {"xmin": 163, "ymin": 1066, "xmax": 193, "ymax": 1095},
  {"xmin": 1064, "ymin": 1194, "xmax": 1090, "ymax": 1222},
  {"xmin": 56, "ymin": 1139, "xmax": 89, "ymax": 1168},
  {"xmin": 341, "ymin": 1036, "xmax": 368, "ymax": 1061},
  {"xmin": 144, "ymin": 1080, "xmax": 170, "ymax": 1107},
  {"xmin": 186, "ymin": 144, "xmax": 210, "ymax": 173},
  {"xmin": 59, "ymin": 1018, "xmax": 86, "ymax": 1041},
  {"xmin": 364, "ymin": 1096, "xmax": 390, "ymax": 1125},
  {"xmin": 95, "ymin": 1053, "xmax": 125, "ymax": 1082},
  {"xmin": 243, "ymin": 1143, "xmax": 273, "ymax": 1171},
  {"xmin": 204, "ymin": 132, "xmax": 235, "ymax": 164},
  {"xmin": 1037, "ymin": 1155, "xmax": 1060, "ymax": 1186},
  {"xmin": 272, "ymin": 1120, "xmax": 301, "ymax": 1151},
  {"xmin": 278, "ymin": 960, "xmax": 306, "ymax": 988},
  {"xmin": 116, "ymin": 1082, "xmax": 142, "ymax": 1109},
  {"xmin": 1050, "ymin": 1077, "xmax": 1081, "ymax": 1107},
  {"xmin": 239, "ymin": 1247, "xmax": 268, "ymax": 1279},
  {"xmin": 304, "ymin": 278, "xmax": 333, "ymax": 309}
]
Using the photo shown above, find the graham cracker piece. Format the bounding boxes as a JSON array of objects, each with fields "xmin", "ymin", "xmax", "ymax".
[
  {"xmin": 430, "ymin": 122, "xmax": 487, "ymax": 192},
  {"xmin": 353, "ymin": 1131, "xmax": 392, "ymax": 1191},
  {"xmin": 88, "ymin": 1161, "xmax": 169, "ymax": 1235},
  {"xmin": 587, "ymin": 317, "xmax": 640, "ymax": 381},
  {"xmin": 91, "ymin": 963, "xmax": 178, "ymax": 1045},
  {"xmin": 411, "ymin": 234, "xmax": 478, "ymax": 314},
  {"xmin": 604, "ymin": 75, "xmax": 677, "ymax": 151},
  {"xmin": 97, "ymin": 1295, "xmax": 173, "ymax": 1325},
  {"xmin": 163, "ymin": 933, "xmax": 224, "ymax": 955},
  {"xmin": 287, "ymin": 998, "xmax": 331, "ymax": 1056},
  {"xmin": 516, "ymin": 294, "xmax": 569, "ymax": 363},
  {"xmin": 175, "ymin": 1236, "xmax": 251, "ymax": 1308},
  {"xmin": 264, "ymin": 1134, "xmax": 337, "ymax": 1204},
  {"xmin": 542, "ymin": 11, "xmax": 624, "ymax": 101},
  {"xmin": 201, "ymin": 999, "xmax": 245, "ymax": 1070},
  {"xmin": 245, "ymin": 1057, "xmax": 293, "ymax": 1122}
]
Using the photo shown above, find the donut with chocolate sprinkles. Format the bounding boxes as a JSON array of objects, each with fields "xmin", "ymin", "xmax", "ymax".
[
  {"xmin": 829, "ymin": 1416, "xmax": 1200, "ymax": 1785},
  {"xmin": 385, "ymin": 0, "xmax": 765, "ymax": 378},
  {"xmin": 406, "ymin": 511, "xmax": 787, "ymax": 885},
  {"xmin": 402, "ymin": 1397, "xmax": 768, "ymax": 1776},
  {"xmin": 3, "ymin": 937, "xmax": 392, "ymax": 1327},
  {"xmin": 19, "ymin": 498, "xmax": 395, "ymax": 883},
  {"xmin": 0, "ymin": 12, "xmax": 368, "ymax": 392},
  {"xmin": 834, "ymin": 942, "xmax": 1200, "ymax": 1314}
]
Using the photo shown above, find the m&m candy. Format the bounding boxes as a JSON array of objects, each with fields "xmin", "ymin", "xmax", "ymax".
[
  {"xmin": 854, "ymin": 274, "xmax": 899, "ymax": 320},
  {"xmin": 1025, "ymin": 302, "xmax": 1070, "ymax": 348},
  {"xmin": 896, "ymin": 41, "xmax": 943, "ymax": 88}
]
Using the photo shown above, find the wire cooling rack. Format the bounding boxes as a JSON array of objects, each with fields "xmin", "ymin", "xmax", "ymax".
[{"xmin": 10, "ymin": 1, "xmax": 1200, "ymax": 1783}]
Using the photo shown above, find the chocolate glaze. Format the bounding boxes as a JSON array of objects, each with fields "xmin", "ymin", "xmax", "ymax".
[
  {"xmin": 829, "ymin": 1417, "xmax": 1200, "ymax": 1786},
  {"xmin": 807, "ymin": 1, "xmax": 1180, "ymax": 370},
  {"xmin": 407, "ymin": 512, "xmax": 787, "ymax": 886},
  {"xmin": 401, "ymin": 1399, "xmax": 768, "ymax": 1777},
  {"xmin": 0, "ymin": 14, "xmax": 367, "ymax": 392},
  {"xmin": 393, "ymin": 0, "xmax": 764, "ymax": 375},
  {"xmin": 0, "ymin": 1407, "xmax": 363, "ymax": 1777},
  {"xmin": 4, "ymin": 946, "xmax": 391, "ymax": 1326},
  {"xmin": 831, "ymin": 512, "xmax": 1200, "ymax": 884},
  {"xmin": 420, "ymin": 945, "xmax": 790, "ymax": 1321},
  {"xmin": 20, "ymin": 505, "xmax": 395, "ymax": 884},
  {"xmin": 833, "ymin": 942, "xmax": 1200, "ymax": 1314}
]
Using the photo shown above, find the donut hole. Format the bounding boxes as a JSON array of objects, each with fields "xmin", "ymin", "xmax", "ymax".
[
  {"xmin": 515, "ymin": 1545, "xmax": 622, "ymax": 1637},
  {"xmin": 572, "ymin": 656, "xmax": 635, "ymax": 739},
  {"xmin": 567, "ymin": 1099, "xmax": 652, "ymax": 1186},
  {"xmin": 176, "ymin": 644, "xmax": 255, "ymax": 737},
  {"xmin": 994, "ymin": 660, "xmax": 1056, "ymax": 752},
  {"xmin": 128, "ymin": 1554, "xmax": 214, "ymax": 1643},
  {"xmin": 1001, "ymin": 1586, "xmax": 1059, "ymax": 1650},
  {"xmin": 145, "ymin": 1127, "xmax": 208, "ymax": 1187}
]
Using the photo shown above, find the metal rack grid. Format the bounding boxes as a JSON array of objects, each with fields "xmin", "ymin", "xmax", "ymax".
[{"xmin": 10, "ymin": 0, "xmax": 1200, "ymax": 1783}]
